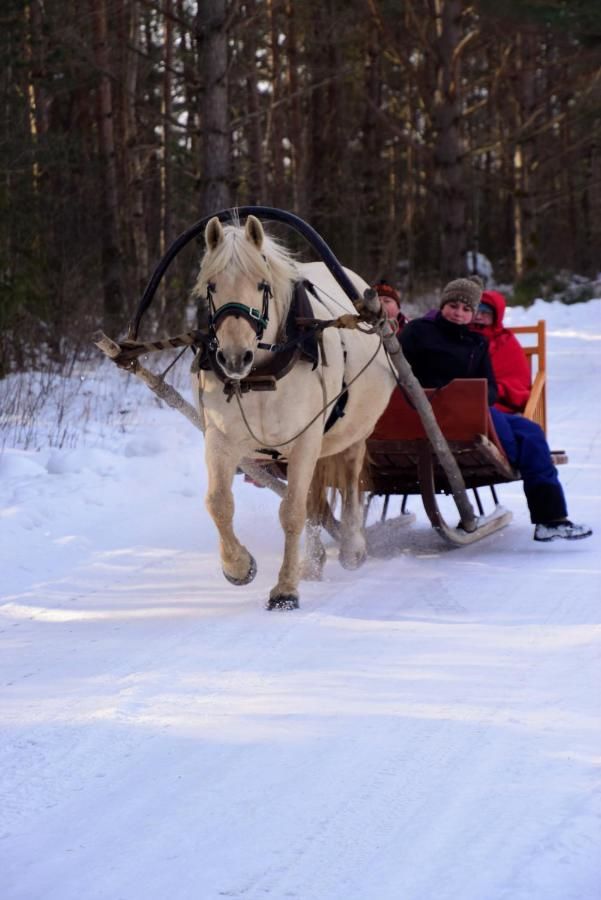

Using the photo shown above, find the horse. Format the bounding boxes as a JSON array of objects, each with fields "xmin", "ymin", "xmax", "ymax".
[{"xmin": 191, "ymin": 214, "xmax": 396, "ymax": 609}]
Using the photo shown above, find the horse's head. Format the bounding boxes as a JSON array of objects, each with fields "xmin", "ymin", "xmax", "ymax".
[{"xmin": 196, "ymin": 215, "xmax": 295, "ymax": 380}]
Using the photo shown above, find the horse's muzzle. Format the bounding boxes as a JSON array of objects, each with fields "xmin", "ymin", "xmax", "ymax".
[{"xmin": 215, "ymin": 348, "xmax": 255, "ymax": 379}]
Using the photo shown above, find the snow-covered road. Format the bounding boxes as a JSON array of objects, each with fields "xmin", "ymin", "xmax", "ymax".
[{"xmin": 1, "ymin": 299, "xmax": 600, "ymax": 899}]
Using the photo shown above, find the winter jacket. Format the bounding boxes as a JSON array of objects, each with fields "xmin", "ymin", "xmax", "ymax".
[
  {"xmin": 470, "ymin": 290, "xmax": 531, "ymax": 413},
  {"xmin": 399, "ymin": 312, "xmax": 498, "ymax": 406}
]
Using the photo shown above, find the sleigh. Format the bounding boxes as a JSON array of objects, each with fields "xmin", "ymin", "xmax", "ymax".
[{"xmin": 362, "ymin": 320, "xmax": 568, "ymax": 545}]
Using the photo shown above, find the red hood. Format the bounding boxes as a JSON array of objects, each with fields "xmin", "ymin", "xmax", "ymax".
[{"xmin": 480, "ymin": 290, "xmax": 507, "ymax": 330}]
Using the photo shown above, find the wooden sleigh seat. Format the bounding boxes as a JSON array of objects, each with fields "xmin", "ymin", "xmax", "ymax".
[{"xmin": 365, "ymin": 379, "xmax": 518, "ymax": 496}]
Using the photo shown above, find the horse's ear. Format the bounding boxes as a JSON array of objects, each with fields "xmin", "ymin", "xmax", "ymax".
[
  {"xmin": 205, "ymin": 217, "xmax": 224, "ymax": 250},
  {"xmin": 244, "ymin": 215, "xmax": 264, "ymax": 250}
]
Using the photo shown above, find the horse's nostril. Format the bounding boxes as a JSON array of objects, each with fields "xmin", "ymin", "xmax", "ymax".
[{"xmin": 243, "ymin": 350, "xmax": 254, "ymax": 367}]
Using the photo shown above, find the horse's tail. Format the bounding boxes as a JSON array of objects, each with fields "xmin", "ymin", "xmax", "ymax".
[
  {"xmin": 308, "ymin": 444, "xmax": 368, "ymax": 537},
  {"xmin": 307, "ymin": 457, "xmax": 340, "ymax": 540}
]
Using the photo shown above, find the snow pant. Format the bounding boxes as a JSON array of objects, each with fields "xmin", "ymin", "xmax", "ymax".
[{"xmin": 490, "ymin": 408, "xmax": 568, "ymax": 524}]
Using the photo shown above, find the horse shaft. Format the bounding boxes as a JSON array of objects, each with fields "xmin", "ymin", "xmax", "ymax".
[{"xmin": 92, "ymin": 330, "xmax": 286, "ymax": 498}]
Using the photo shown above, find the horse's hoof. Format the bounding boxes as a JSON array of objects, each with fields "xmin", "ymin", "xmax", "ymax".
[
  {"xmin": 223, "ymin": 554, "xmax": 257, "ymax": 586},
  {"xmin": 339, "ymin": 549, "xmax": 367, "ymax": 571},
  {"xmin": 266, "ymin": 593, "xmax": 299, "ymax": 611}
]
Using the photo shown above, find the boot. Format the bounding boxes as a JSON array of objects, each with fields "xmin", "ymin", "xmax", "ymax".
[{"xmin": 534, "ymin": 519, "xmax": 593, "ymax": 542}]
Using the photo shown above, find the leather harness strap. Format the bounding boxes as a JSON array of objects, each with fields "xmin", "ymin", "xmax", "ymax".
[{"xmin": 195, "ymin": 280, "xmax": 321, "ymax": 396}]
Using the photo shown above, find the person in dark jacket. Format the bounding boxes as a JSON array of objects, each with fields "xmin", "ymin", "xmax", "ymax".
[
  {"xmin": 400, "ymin": 281, "xmax": 498, "ymax": 405},
  {"xmin": 400, "ymin": 276, "xmax": 592, "ymax": 542},
  {"xmin": 470, "ymin": 290, "xmax": 531, "ymax": 413}
]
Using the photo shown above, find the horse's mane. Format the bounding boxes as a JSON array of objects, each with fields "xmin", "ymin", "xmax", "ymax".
[{"xmin": 193, "ymin": 223, "xmax": 299, "ymax": 310}]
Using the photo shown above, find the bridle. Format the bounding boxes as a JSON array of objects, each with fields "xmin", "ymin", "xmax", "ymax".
[{"xmin": 205, "ymin": 279, "xmax": 272, "ymax": 347}]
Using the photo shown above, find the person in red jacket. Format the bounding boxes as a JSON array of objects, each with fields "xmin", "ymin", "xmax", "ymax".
[{"xmin": 470, "ymin": 289, "xmax": 532, "ymax": 413}]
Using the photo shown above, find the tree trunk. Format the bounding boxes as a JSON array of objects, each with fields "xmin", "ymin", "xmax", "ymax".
[
  {"xmin": 512, "ymin": 31, "xmax": 539, "ymax": 279},
  {"xmin": 91, "ymin": 0, "xmax": 124, "ymax": 333},
  {"xmin": 360, "ymin": 22, "xmax": 384, "ymax": 280},
  {"xmin": 244, "ymin": 0, "xmax": 267, "ymax": 203},
  {"xmin": 27, "ymin": 0, "xmax": 50, "ymax": 139},
  {"xmin": 432, "ymin": 0, "xmax": 467, "ymax": 278},
  {"xmin": 157, "ymin": 0, "xmax": 175, "ymax": 321},
  {"xmin": 285, "ymin": 0, "xmax": 305, "ymax": 215},
  {"xmin": 196, "ymin": 0, "xmax": 231, "ymax": 214},
  {"xmin": 162, "ymin": 0, "xmax": 174, "ymax": 256},
  {"xmin": 122, "ymin": 0, "xmax": 149, "ymax": 302},
  {"xmin": 267, "ymin": 0, "xmax": 285, "ymax": 202}
]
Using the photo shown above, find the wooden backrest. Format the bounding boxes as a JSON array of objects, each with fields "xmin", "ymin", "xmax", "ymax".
[
  {"xmin": 371, "ymin": 379, "xmax": 490, "ymax": 442},
  {"xmin": 509, "ymin": 320, "xmax": 547, "ymax": 433},
  {"xmin": 509, "ymin": 320, "xmax": 546, "ymax": 380}
]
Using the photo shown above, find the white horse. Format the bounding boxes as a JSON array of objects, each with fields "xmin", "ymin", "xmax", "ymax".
[{"xmin": 192, "ymin": 215, "xmax": 396, "ymax": 609}]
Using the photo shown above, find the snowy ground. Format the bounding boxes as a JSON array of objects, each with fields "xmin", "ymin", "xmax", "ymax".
[{"xmin": 1, "ymin": 299, "xmax": 600, "ymax": 900}]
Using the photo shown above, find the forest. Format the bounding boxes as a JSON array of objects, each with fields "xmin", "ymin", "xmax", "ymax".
[{"xmin": 1, "ymin": 0, "xmax": 600, "ymax": 374}]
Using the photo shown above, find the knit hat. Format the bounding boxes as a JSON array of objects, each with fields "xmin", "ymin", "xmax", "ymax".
[
  {"xmin": 440, "ymin": 275, "xmax": 483, "ymax": 314},
  {"xmin": 373, "ymin": 281, "xmax": 401, "ymax": 305}
]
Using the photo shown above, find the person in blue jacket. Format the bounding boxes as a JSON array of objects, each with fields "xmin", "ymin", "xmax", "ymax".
[{"xmin": 399, "ymin": 275, "xmax": 592, "ymax": 542}]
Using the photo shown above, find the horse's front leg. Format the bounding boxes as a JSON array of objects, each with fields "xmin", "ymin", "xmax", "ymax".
[
  {"xmin": 268, "ymin": 440, "xmax": 320, "ymax": 610},
  {"xmin": 204, "ymin": 431, "xmax": 257, "ymax": 586}
]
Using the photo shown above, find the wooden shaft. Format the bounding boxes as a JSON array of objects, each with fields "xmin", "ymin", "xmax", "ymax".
[
  {"xmin": 383, "ymin": 333, "xmax": 477, "ymax": 532},
  {"xmin": 91, "ymin": 331, "xmax": 286, "ymax": 498}
]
